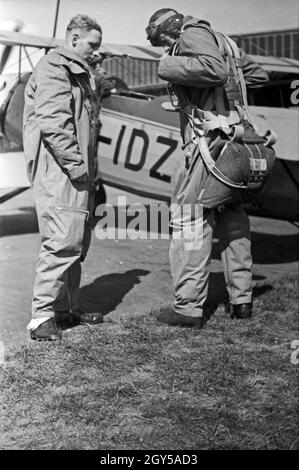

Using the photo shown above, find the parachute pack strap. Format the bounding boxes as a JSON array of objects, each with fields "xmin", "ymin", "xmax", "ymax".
[
  {"xmin": 223, "ymin": 36, "xmax": 248, "ymax": 103},
  {"xmin": 223, "ymin": 34, "xmax": 277, "ymax": 145},
  {"xmin": 220, "ymin": 34, "xmax": 259, "ymax": 131},
  {"xmin": 219, "ymin": 37, "xmax": 243, "ymax": 94}
]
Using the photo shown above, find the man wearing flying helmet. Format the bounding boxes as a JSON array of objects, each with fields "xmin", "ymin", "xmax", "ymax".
[{"xmin": 146, "ymin": 9, "xmax": 269, "ymax": 328}]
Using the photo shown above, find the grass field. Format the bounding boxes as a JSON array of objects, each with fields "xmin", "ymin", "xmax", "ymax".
[{"xmin": 0, "ymin": 275, "xmax": 298, "ymax": 450}]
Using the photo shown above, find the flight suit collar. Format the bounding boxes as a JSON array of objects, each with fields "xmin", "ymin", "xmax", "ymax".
[{"xmin": 55, "ymin": 46, "xmax": 90, "ymax": 75}]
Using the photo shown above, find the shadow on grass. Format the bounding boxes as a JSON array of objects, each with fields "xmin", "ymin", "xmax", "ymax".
[{"xmin": 78, "ymin": 268, "xmax": 150, "ymax": 316}]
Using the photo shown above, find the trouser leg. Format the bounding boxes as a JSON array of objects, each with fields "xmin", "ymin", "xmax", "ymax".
[
  {"xmin": 32, "ymin": 248, "xmax": 81, "ymax": 320},
  {"xmin": 170, "ymin": 207, "xmax": 215, "ymax": 317},
  {"xmin": 54, "ymin": 260, "xmax": 82, "ymax": 313},
  {"xmin": 31, "ymin": 202, "xmax": 91, "ymax": 320},
  {"xmin": 216, "ymin": 204, "xmax": 252, "ymax": 305},
  {"xmin": 168, "ymin": 142, "xmax": 216, "ymax": 318}
]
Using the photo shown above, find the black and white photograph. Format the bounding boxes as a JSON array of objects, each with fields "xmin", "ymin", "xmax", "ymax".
[{"xmin": 0, "ymin": 0, "xmax": 298, "ymax": 453}]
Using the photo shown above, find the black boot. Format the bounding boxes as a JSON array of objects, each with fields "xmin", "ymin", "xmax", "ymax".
[
  {"xmin": 72, "ymin": 309, "xmax": 104, "ymax": 325},
  {"xmin": 231, "ymin": 303, "xmax": 252, "ymax": 319}
]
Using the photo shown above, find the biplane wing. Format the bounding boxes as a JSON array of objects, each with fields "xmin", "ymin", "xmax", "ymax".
[
  {"xmin": 0, "ymin": 29, "xmax": 164, "ymax": 59},
  {"xmin": 0, "ymin": 29, "xmax": 64, "ymax": 49}
]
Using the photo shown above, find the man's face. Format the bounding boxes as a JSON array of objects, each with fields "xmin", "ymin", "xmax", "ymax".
[
  {"xmin": 146, "ymin": 25, "xmax": 176, "ymax": 48},
  {"xmin": 72, "ymin": 29, "xmax": 102, "ymax": 63}
]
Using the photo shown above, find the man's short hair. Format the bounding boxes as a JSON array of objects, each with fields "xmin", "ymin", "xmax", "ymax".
[{"xmin": 66, "ymin": 14, "xmax": 102, "ymax": 36}]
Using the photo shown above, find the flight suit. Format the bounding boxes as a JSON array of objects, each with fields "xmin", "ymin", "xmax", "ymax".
[
  {"xmin": 23, "ymin": 47, "xmax": 98, "ymax": 324},
  {"xmin": 158, "ymin": 17, "xmax": 269, "ymax": 317}
]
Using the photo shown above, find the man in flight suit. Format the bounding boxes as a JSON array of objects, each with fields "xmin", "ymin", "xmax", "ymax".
[
  {"xmin": 24, "ymin": 15, "xmax": 104, "ymax": 340},
  {"xmin": 145, "ymin": 8, "xmax": 269, "ymax": 327}
]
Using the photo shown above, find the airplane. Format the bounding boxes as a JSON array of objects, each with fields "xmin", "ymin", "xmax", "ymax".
[{"xmin": 0, "ymin": 29, "xmax": 298, "ymax": 222}]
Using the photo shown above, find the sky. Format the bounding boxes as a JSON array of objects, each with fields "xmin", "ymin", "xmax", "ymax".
[
  {"xmin": 0, "ymin": 0, "xmax": 298, "ymax": 43},
  {"xmin": 0, "ymin": 0, "xmax": 298, "ymax": 73}
]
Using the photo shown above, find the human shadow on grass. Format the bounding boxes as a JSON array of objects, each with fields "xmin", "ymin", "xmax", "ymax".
[{"xmin": 78, "ymin": 269, "xmax": 150, "ymax": 317}]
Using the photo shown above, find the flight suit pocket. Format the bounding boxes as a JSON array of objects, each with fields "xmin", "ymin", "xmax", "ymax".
[{"xmin": 49, "ymin": 206, "xmax": 89, "ymax": 255}]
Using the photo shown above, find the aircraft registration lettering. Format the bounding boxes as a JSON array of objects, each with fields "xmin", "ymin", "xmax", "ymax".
[
  {"xmin": 125, "ymin": 128, "xmax": 149, "ymax": 172},
  {"xmin": 98, "ymin": 111, "xmax": 182, "ymax": 197},
  {"xmin": 150, "ymin": 136, "xmax": 178, "ymax": 183},
  {"xmin": 112, "ymin": 124, "xmax": 126, "ymax": 165}
]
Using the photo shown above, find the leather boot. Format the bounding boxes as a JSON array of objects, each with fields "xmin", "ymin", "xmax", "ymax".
[
  {"xmin": 155, "ymin": 307, "xmax": 205, "ymax": 328},
  {"xmin": 30, "ymin": 318, "xmax": 62, "ymax": 341},
  {"xmin": 231, "ymin": 303, "xmax": 252, "ymax": 319},
  {"xmin": 72, "ymin": 309, "xmax": 104, "ymax": 325}
]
